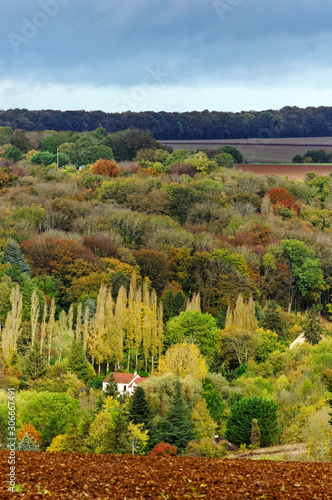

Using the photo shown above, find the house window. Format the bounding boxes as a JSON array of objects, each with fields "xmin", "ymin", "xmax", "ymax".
[{"xmin": 123, "ymin": 385, "xmax": 127, "ymax": 392}]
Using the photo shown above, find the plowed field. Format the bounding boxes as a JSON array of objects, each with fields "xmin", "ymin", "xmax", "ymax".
[
  {"xmin": 1, "ymin": 450, "xmax": 332, "ymax": 499},
  {"xmin": 235, "ymin": 163, "xmax": 332, "ymax": 180}
]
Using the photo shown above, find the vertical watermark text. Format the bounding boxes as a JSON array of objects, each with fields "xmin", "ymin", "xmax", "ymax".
[{"xmin": 7, "ymin": 388, "xmax": 16, "ymax": 493}]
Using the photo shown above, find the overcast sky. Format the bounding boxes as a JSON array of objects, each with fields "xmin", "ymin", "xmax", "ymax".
[{"xmin": 1, "ymin": 0, "xmax": 332, "ymax": 113}]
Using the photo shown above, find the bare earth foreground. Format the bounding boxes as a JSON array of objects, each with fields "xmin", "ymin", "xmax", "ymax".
[{"xmin": 1, "ymin": 451, "xmax": 332, "ymax": 499}]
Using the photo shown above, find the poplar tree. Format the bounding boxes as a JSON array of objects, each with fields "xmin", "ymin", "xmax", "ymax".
[
  {"xmin": 75, "ymin": 302, "xmax": 82, "ymax": 341},
  {"xmin": 142, "ymin": 278, "xmax": 152, "ymax": 372},
  {"xmin": 54, "ymin": 310, "xmax": 70, "ymax": 362},
  {"xmin": 104, "ymin": 288, "xmax": 115, "ymax": 373},
  {"xmin": 134, "ymin": 286, "xmax": 142, "ymax": 371},
  {"xmin": 40, "ymin": 303, "xmax": 47, "ymax": 355},
  {"xmin": 126, "ymin": 273, "xmax": 137, "ymax": 370},
  {"xmin": 2, "ymin": 285, "xmax": 23, "ymax": 363},
  {"xmin": 47, "ymin": 298, "xmax": 56, "ymax": 365},
  {"xmin": 114, "ymin": 285, "xmax": 127, "ymax": 369},
  {"xmin": 225, "ymin": 294, "xmax": 257, "ymax": 331},
  {"xmin": 30, "ymin": 289, "xmax": 40, "ymax": 347},
  {"xmin": 83, "ymin": 305, "xmax": 90, "ymax": 352},
  {"xmin": 88, "ymin": 284, "xmax": 107, "ymax": 373},
  {"xmin": 186, "ymin": 293, "xmax": 201, "ymax": 312},
  {"xmin": 11, "ymin": 284, "xmax": 23, "ymax": 352}
]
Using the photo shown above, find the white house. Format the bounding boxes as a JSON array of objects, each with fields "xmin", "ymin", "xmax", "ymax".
[{"xmin": 102, "ymin": 372, "xmax": 147, "ymax": 395}]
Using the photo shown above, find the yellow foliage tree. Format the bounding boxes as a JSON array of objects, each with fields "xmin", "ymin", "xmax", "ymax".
[
  {"xmin": 46, "ymin": 434, "xmax": 67, "ymax": 452},
  {"xmin": 157, "ymin": 342, "xmax": 208, "ymax": 381},
  {"xmin": 191, "ymin": 399, "xmax": 214, "ymax": 440},
  {"xmin": 26, "ymin": 149, "xmax": 38, "ymax": 161},
  {"xmin": 128, "ymin": 421, "xmax": 149, "ymax": 455}
]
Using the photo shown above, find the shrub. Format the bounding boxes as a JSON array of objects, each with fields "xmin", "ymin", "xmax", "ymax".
[
  {"xmin": 185, "ymin": 438, "xmax": 227, "ymax": 458},
  {"xmin": 148, "ymin": 442, "xmax": 177, "ymax": 456},
  {"xmin": 91, "ymin": 159, "xmax": 120, "ymax": 177},
  {"xmin": 226, "ymin": 397, "xmax": 280, "ymax": 447},
  {"xmin": 17, "ymin": 423, "xmax": 42, "ymax": 448}
]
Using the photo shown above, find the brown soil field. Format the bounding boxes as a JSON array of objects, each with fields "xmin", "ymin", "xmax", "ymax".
[
  {"xmin": 2, "ymin": 450, "xmax": 332, "ymax": 499},
  {"xmin": 234, "ymin": 163, "xmax": 332, "ymax": 180},
  {"xmin": 162, "ymin": 137, "xmax": 332, "ymax": 163}
]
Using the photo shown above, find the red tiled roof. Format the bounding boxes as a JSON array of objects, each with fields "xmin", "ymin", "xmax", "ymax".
[
  {"xmin": 103, "ymin": 373, "xmax": 147, "ymax": 385},
  {"xmin": 128, "ymin": 376, "xmax": 147, "ymax": 388}
]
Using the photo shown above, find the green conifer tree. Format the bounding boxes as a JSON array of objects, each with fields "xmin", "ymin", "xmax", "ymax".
[
  {"xmin": 160, "ymin": 379, "xmax": 196, "ymax": 452},
  {"xmin": 104, "ymin": 373, "xmax": 119, "ymax": 399},
  {"xmin": 226, "ymin": 397, "xmax": 279, "ymax": 447},
  {"xmin": 17, "ymin": 432, "xmax": 40, "ymax": 451},
  {"xmin": 129, "ymin": 386, "xmax": 152, "ymax": 430},
  {"xmin": 302, "ymin": 308, "xmax": 325, "ymax": 345},
  {"xmin": 3, "ymin": 239, "xmax": 31, "ymax": 276},
  {"xmin": 22, "ymin": 342, "xmax": 47, "ymax": 381},
  {"xmin": 68, "ymin": 340, "xmax": 95, "ymax": 383}
]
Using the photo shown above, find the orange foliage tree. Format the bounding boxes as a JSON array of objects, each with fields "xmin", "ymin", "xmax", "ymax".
[
  {"xmin": 17, "ymin": 423, "xmax": 42, "ymax": 448},
  {"xmin": 266, "ymin": 187, "xmax": 299, "ymax": 213},
  {"xmin": 91, "ymin": 159, "xmax": 120, "ymax": 177},
  {"xmin": 21, "ymin": 237, "xmax": 99, "ymax": 289}
]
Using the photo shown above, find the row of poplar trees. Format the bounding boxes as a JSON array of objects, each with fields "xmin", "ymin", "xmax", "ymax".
[{"xmin": 1, "ymin": 273, "xmax": 164, "ymax": 374}]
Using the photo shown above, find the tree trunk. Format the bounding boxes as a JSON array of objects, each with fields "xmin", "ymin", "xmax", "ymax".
[
  {"xmin": 127, "ymin": 353, "xmax": 130, "ymax": 371},
  {"xmin": 145, "ymin": 354, "xmax": 147, "ymax": 372},
  {"xmin": 135, "ymin": 351, "xmax": 138, "ymax": 372},
  {"xmin": 106, "ymin": 362, "xmax": 109, "ymax": 373},
  {"xmin": 151, "ymin": 355, "xmax": 154, "ymax": 373}
]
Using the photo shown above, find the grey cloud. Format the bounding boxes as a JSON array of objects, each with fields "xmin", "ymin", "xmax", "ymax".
[{"xmin": 1, "ymin": 0, "xmax": 332, "ymax": 89}]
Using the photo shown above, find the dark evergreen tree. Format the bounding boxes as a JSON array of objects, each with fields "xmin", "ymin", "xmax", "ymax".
[
  {"xmin": 162, "ymin": 290, "xmax": 186, "ymax": 323},
  {"xmin": 302, "ymin": 308, "xmax": 325, "ymax": 345},
  {"xmin": 260, "ymin": 301, "xmax": 285, "ymax": 338},
  {"xmin": 68, "ymin": 340, "xmax": 95, "ymax": 383},
  {"xmin": 22, "ymin": 342, "xmax": 47, "ymax": 381},
  {"xmin": 3, "ymin": 239, "xmax": 31, "ymax": 276},
  {"xmin": 129, "ymin": 386, "xmax": 152, "ymax": 429},
  {"xmin": 225, "ymin": 397, "xmax": 279, "ymax": 447},
  {"xmin": 104, "ymin": 407, "xmax": 131, "ymax": 454},
  {"xmin": 160, "ymin": 379, "xmax": 196, "ymax": 452},
  {"xmin": 202, "ymin": 378, "xmax": 225, "ymax": 423},
  {"xmin": 104, "ymin": 373, "xmax": 119, "ymax": 399}
]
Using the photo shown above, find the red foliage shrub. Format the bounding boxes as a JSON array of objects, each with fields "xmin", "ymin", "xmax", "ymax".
[
  {"xmin": 91, "ymin": 159, "xmax": 120, "ymax": 177},
  {"xmin": 266, "ymin": 187, "xmax": 295, "ymax": 205},
  {"xmin": 148, "ymin": 442, "xmax": 177, "ymax": 457},
  {"xmin": 83, "ymin": 236, "xmax": 118, "ymax": 258},
  {"xmin": 234, "ymin": 222, "xmax": 272, "ymax": 247}
]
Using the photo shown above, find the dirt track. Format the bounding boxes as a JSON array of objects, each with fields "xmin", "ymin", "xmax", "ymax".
[{"xmin": 1, "ymin": 450, "xmax": 332, "ymax": 499}]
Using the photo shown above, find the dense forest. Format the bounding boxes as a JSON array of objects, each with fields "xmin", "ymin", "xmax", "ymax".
[
  {"xmin": 1, "ymin": 126, "xmax": 332, "ymax": 460},
  {"xmin": 2, "ymin": 105, "xmax": 332, "ymax": 139}
]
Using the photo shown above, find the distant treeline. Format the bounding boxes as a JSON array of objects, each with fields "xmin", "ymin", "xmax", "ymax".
[{"xmin": 1, "ymin": 106, "xmax": 332, "ymax": 140}]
